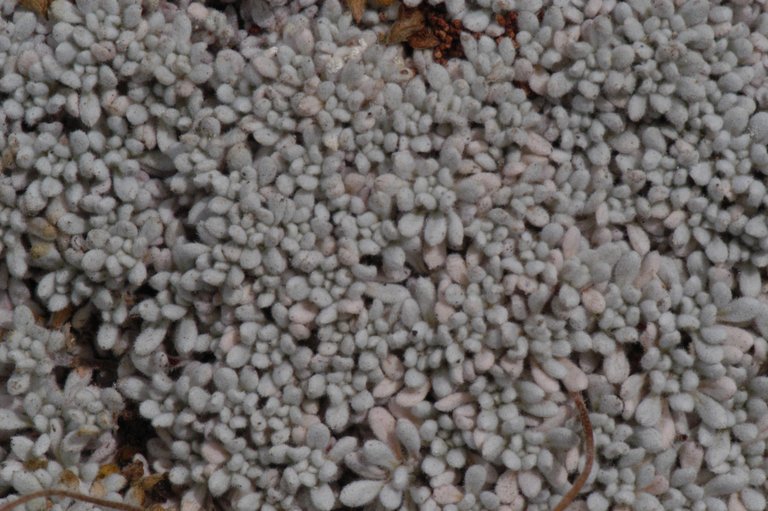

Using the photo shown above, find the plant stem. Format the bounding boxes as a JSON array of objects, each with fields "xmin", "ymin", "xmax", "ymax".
[
  {"xmin": 0, "ymin": 489, "xmax": 145, "ymax": 511},
  {"xmin": 552, "ymin": 391, "xmax": 594, "ymax": 511}
]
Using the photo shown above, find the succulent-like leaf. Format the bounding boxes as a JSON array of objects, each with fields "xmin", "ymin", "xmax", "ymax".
[
  {"xmin": 395, "ymin": 418, "xmax": 420, "ymax": 457},
  {"xmin": 340, "ymin": 480, "xmax": 385, "ymax": 507}
]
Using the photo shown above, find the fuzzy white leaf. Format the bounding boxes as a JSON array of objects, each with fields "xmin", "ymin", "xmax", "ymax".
[
  {"xmin": 464, "ymin": 465, "xmax": 487, "ymax": 496},
  {"xmin": 134, "ymin": 324, "xmax": 169, "ymax": 356},
  {"xmin": 12, "ymin": 471, "xmax": 43, "ymax": 494},
  {"xmin": 309, "ymin": 484, "xmax": 335, "ymax": 511},
  {"xmin": 327, "ymin": 436, "xmax": 357, "ymax": 463},
  {"xmin": 378, "ymin": 484, "xmax": 403, "ymax": 510},
  {"xmin": 395, "ymin": 418, "xmax": 420, "ymax": 457},
  {"xmin": 362, "ymin": 440, "xmax": 398, "ymax": 468},
  {"xmin": 340, "ymin": 480, "xmax": 385, "ymax": 507},
  {"xmin": 0, "ymin": 410, "xmax": 28, "ymax": 432}
]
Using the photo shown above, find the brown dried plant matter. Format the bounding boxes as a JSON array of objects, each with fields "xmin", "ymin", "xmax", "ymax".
[
  {"xmin": 347, "ymin": 0, "xmax": 397, "ymax": 23},
  {"xmin": 0, "ymin": 467, "xmax": 170, "ymax": 511},
  {"xmin": 387, "ymin": 3, "xmax": 468, "ymax": 63},
  {"xmin": 552, "ymin": 392, "xmax": 595, "ymax": 511},
  {"xmin": 18, "ymin": 0, "xmax": 52, "ymax": 16},
  {"xmin": 49, "ymin": 304, "xmax": 75, "ymax": 329},
  {"xmin": 494, "ymin": 11, "xmax": 518, "ymax": 43},
  {"xmin": 346, "ymin": 0, "xmax": 366, "ymax": 24},
  {"xmin": 347, "ymin": 0, "xmax": 517, "ymax": 64},
  {"xmin": 385, "ymin": 6, "xmax": 427, "ymax": 44}
]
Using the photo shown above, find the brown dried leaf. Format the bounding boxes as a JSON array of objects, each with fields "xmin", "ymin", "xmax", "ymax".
[
  {"xmin": 58, "ymin": 470, "xmax": 81, "ymax": 489},
  {"xmin": 386, "ymin": 7, "xmax": 425, "ymax": 44},
  {"xmin": 408, "ymin": 29, "xmax": 440, "ymax": 49},
  {"xmin": 347, "ymin": 0, "xmax": 365, "ymax": 23},
  {"xmin": 23, "ymin": 458, "xmax": 49, "ymax": 471},
  {"xmin": 142, "ymin": 472, "xmax": 173, "ymax": 502},
  {"xmin": 127, "ymin": 485, "xmax": 146, "ymax": 507},
  {"xmin": 50, "ymin": 304, "xmax": 74, "ymax": 328},
  {"xmin": 18, "ymin": 0, "xmax": 52, "ymax": 16},
  {"xmin": 121, "ymin": 460, "xmax": 145, "ymax": 484},
  {"xmin": 97, "ymin": 463, "xmax": 121, "ymax": 480},
  {"xmin": 140, "ymin": 473, "xmax": 167, "ymax": 491}
]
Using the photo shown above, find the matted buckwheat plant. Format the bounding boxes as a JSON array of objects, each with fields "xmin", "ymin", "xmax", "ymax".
[{"xmin": 1, "ymin": 0, "xmax": 767, "ymax": 509}]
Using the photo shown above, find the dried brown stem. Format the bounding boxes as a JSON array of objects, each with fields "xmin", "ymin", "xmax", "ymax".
[
  {"xmin": 552, "ymin": 391, "xmax": 594, "ymax": 511},
  {"xmin": 0, "ymin": 489, "xmax": 145, "ymax": 511}
]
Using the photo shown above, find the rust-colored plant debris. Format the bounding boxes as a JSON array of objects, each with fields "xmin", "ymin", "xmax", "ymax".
[
  {"xmin": 128, "ymin": 473, "xmax": 173, "ymax": 508},
  {"xmin": 18, "ymin": 0, "xmax": 51, "ymax": 16},
  {"xmin": 386, "ymin": 6, "xmax": 426, "ymax": 44},
  {"xmin": 121, "ymin": 459, "xmax": 148, "ymax": 485},
  {"xmin": 347, "ymin": 0, "xmax": 517, "ymax": 64},
  {"xmin": 514, "ymin": 80, "xmax": 533, "ymax": 98},
  {"xmin": 553, "ymin": 392, "xmax": 595, "ymax": 511},
  {"xmin": 386, "ymin": 3, "xmax": 471, "ymax": 63},
  {"xmin": 495, "ymin": 11, "xmax": 518, "ymax": 44},
  {"xmin": 407, "ymin": 26, "xmax": 440, "ymax": 51},
  {"xmin": 142, "ymin": 473, "xmax": 173, "ymax": 502},
  {"xmin": 369, "ymin": 0, "xmax": 397, "ymax": 8},
  {"xmin": 346, "ymin": 0, "xmax": 366, "ymax": 24},
  {"xmin": 49, "ymin": 304, "xmax": 74, "ymax": 329},
  {"xmin": 420, "ymin": 8, "xmax": 465, "ymax": 62}
]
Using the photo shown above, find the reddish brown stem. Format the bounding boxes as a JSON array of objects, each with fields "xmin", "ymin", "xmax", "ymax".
[
  {"xmin": 0, "ymin": 489, "xmax": 144, "ymax": 511},
  {"xmin": 553, "ymin": 391, "xmax": 594, "ymax": 511}
]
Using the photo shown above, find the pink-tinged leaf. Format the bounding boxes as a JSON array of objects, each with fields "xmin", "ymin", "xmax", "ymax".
[
  {"xmin": 434, "ymin": 392, "xmax": 474, "ymax": 412},
  {"xmin": 394, "ymin": 381, "xmax": 430, "ymax": 407},
  {"xmin": 495, "ymin": 470, "xmax": 519, "ymax": 504},
  {"xmin": 432, "ymin": 485, "xmax": 463, "ymax": 505},
  {"xmin": 372, "ymin": 378, "xmax": 402, "ymax": 399},
  {"xmin": 368, "ymin": 407, "xmax": 399, "ymax": 458}
]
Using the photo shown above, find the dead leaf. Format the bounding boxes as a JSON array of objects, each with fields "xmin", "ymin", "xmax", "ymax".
[
  {"xmin": 23, "ymin": 458, "xmax": 49, "ymax": 471},
  {"xmin": 140, "ymin": 473, "xmax": 167, "ymax": 491},
  {"xmin": 408, "ymin": 29, "xmax": 439, "ymax": 49},
  {"xmin": 121, "ymin": 460, "xmax": 145, "ymax": 484},
  {"xmin": 97, "ymin": 464, "xmax": 121, "ymax": 480},
  {"xmin": 18, "ymin": 0, "xmax": 52, "ymax": 16},
  {"xmin": 386, "ymin": 7, "xmax": 425, "ymax": 44},
  {"xmin": 59, "ymin": 470, "xmax": 81, "ymax": 489},
  {"xmin": 346, "ymin": 0, "xmax": 365, "ymax": 23},
  {"xmin": 142, "ymin": 472, "xmax": 173, "ymax": 503},
  {"xmin": 50, "ymin": 304, "xmax": 74, "ymax": 329},
  {"xmin": 128, "ymin": 485, "xmax": 146, "ymax": 507}
]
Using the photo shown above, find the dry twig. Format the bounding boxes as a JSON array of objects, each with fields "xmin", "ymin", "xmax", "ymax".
[
  {"xmin": 0, "ymin": 489, "xmax": 144, "ymax": 511},
  {"xmin": 552, "ymin": 391, "xmax": 594, "ymax": 511}
]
